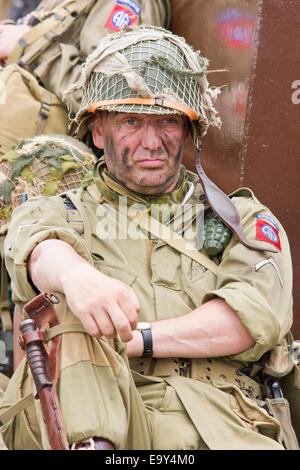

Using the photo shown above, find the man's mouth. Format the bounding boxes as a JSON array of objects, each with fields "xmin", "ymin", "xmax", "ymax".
[{"xmin": 137, "ymin": 158, "xmax": 165, "ymax": 168}]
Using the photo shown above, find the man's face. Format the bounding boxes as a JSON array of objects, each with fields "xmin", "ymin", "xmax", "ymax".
[{"xmin": 92, "ymin": 111, "xmax": 189, "ymax": 195}]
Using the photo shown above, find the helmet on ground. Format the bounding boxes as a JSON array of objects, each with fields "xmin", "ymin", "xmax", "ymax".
[
  {"xmin": 66, "ymin": 25, "xmax": 221, "ymax": 141},
  {"xmin": 0, "ymin": 135, "xmax": 96, "ymax": 235}
]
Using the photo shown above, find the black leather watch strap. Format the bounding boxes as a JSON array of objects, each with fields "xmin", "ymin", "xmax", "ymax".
[{"xmin": 140, "ymin": 329, "xmax": 153, "ymax": 358}]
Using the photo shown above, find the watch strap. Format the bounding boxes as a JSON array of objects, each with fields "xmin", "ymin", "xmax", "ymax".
[{"xmin": 140, "ymin": 328, "xmax": 153, "ymax": 358}]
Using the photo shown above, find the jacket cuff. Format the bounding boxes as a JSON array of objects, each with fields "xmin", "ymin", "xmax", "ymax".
[{"xmin": 203, "ymin": 282, "xmax": 280, "ymax": 362}]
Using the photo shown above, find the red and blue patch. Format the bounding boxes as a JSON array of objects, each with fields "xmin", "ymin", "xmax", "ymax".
[
  {"xmin": 105, "ymin": 0, "xmax": 141, "ymax": 32},
  {"xmin": 256, "ymin": 217, "xmax": 281, "ymax": 251}
]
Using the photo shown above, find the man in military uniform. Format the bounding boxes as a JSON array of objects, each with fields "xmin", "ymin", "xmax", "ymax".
[
  {"xmin": 0, "ymin": 0, "xmax": 171, "ymax": 380},
  {"xmin": 0, "ymin": 0, "xmax": 171, "ymax": 113},
  {"xmin": 0, "ymin": 25, "xmax": 295, "ymax": 450}
]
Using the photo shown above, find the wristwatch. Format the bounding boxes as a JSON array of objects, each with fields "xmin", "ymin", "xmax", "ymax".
[{"xmin": 136, "ymin": 322, "xmax": 153, "ymax": 358}]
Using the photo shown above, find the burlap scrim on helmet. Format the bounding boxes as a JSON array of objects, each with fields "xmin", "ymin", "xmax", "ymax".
[
  {"xmin": 0, "ymin": 135, "xmax": 96, "ymax": 235},
  {"xmin": 65, "ymin": 25, "xmax": 222, "ymax": 139}
]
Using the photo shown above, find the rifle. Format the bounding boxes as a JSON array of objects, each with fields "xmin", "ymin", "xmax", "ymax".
[{"xmin": 19, "ymin": 292, "xmax": 69, "ymax": 450}]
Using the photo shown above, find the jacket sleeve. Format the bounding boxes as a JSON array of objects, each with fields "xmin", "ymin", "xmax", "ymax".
[
  {"xmin": 4, "ymin": 194, "xmax": 92, "ymax": 312},
  {"xmin": 202, "ymin": 191, "xmax": 293, "ymax": 363},
  {"xmin": 32, "ymin": 0, "xmax": 171, "ymax": 115}
]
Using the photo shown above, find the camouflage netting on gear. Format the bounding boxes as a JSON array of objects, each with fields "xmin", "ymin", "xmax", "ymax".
[
  {"xmin": 0, "ymin": 135, "xmax": 96, "ymax": 235},
  {"xmin": 66, "ymin": 25, "xmax": 222, "ymax": 140}
]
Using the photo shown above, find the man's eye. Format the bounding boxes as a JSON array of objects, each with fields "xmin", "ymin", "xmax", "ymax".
[
  {"xmin": 126, "ymin": 119, "xmax": 137, "ymax": 126},
  {"xmin": 164, "ymin": 118, "xmax": 179, "ymax": 125}
]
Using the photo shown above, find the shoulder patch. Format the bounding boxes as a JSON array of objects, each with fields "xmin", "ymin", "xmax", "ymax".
[
  {"xmin": 104, "ymin": 0, "xmax": 140, "ymax": 31},
  {"xmin": 256, "ymin": 213, "xmax": 279, "ymax": 232},
  {"xmin": 256, "ymin": 219, "xmax": 281, "ymax": 252}
]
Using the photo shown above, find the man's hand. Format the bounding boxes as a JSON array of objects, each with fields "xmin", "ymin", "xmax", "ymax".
[
  {"xmin": 28, "ymin": 239, "xmax": 140, "ymax": 342},
  {"xmin": 0, "ymin": 24, "xmax": 30, "ymax": 65},
  {"xmin": 60, "ymin": 262, "xmax": 140, "ymax": 341}
]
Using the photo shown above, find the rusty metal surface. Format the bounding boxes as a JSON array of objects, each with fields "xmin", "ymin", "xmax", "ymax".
[
  {"xmin": 240, "ymin": 0, "xmax": 300, "ymax": 338},
  {"xmin": 171, "ymin": 0, "xmax": 300, "ymax": 337},
  {"xmin": 171, "ymin": 0, "xmax": 258, "ymax": 193}
]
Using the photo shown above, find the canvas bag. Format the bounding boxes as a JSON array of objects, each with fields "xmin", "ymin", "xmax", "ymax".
[
  {"xmin": 0, "ymin": 0, "xmax": 98, "ymax": 155},
  {"xmin": 0, "ymin": 63, "xmax": 70, "ymax": 156}
]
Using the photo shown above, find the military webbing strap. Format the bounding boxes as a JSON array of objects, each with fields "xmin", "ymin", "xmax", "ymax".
[
  {"xmin": 0, "ymin": 236, "xmax": 13, "ymax": 332},
  {"xmin": 129, "ymin": 356, "xmax": 263, "ymax": 400},
  {"xmin": 86, "ymin": 183, "xmax": 218, "ymax": 275},
  {"xmin": 8, "ymin": 0, "xmax": 96, "ymax": 64},
  {"xmin": 64, "ymin": 190, "xmax": 92, "ymax": 248},
  {"xmin": 135, "ymin": 212, "xmax": 218, "ymax": 275},
  {"xmin": 34, "ymin": 87, "xmax": 53, "ymax": 136},
  {"xmin": 0, "ymin": 392, "xmax": 35, "ymax": 426},
  {"xmin": 44, "ymin": 322, "xmax": 86, "ymax": 341},
  {"xmin": 62, "ymin": 184, "xmax": 217, "ymax": 274},
  {"xmin": 0, "ymin": 322, "xmax": 86, "ymax": 425}
]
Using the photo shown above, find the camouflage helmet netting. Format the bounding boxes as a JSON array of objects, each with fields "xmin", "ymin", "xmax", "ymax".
[
  {"xmin": 0, "ymin": 135, "xmax": 96, "ymax": 235},
  {"xmin": 66, "ymin": 25, "xmax": 221, "ymax": 139}
]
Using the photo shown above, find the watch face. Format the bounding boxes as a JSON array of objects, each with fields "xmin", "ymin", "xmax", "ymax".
[{"xmin": 137, "ymin": 322, "xmax": 151, "ymax": 331}]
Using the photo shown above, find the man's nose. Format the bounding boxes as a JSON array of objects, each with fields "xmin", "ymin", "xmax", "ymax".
[{"xmin": 141, "ymin": 124, "xmax": 162, "ymax": 150}]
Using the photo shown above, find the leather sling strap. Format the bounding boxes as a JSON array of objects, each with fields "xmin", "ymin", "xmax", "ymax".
[{"xmin": 194, "ymin": 142, "xmax": 278, "ymax": 254}]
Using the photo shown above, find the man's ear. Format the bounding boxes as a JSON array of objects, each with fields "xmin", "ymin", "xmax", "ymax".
[{"xmin": 92, "ymin": 114, "xmax": 104, "ymax": 149}]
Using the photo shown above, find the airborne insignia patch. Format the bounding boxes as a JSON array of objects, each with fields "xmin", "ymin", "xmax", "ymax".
[
  {"xmin": 104, "ymin": 0, "xmax": 141, "ymax": 32},
  {"xmin": 256, "ymin": 218, "xmax": 281, "ymax": 252}
]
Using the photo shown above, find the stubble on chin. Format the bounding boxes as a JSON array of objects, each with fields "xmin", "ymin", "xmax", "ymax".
[{"xmin": 104, "ymin": 134, "xmax": 184, "ymax": 194}]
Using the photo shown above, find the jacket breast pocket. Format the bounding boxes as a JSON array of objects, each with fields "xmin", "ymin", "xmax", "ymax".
[
  {"xmin": 180, "ymin": 254, "xmax": 217, "ymax": 308},
  {"xmin": 93, "ymin": 258, "xmax": 137, "ymax": 287}
]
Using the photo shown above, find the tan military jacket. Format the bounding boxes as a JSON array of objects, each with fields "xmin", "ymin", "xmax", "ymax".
[
  {"xmin": 21, "ymin": 0, "xmax": 171, "ymax": 115},
  {"xmin": 0, "ymin": 0, "xmax": 11, "ymax": 21},
  {"xmin": 2, "ymin": 170, "xmax": 293, "ymax": 449},
  {"xmin": 5, "ymin": 169, "xmax": 293, "ymax": 362}
]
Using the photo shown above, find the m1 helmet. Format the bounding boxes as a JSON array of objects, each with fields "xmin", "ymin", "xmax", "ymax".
[
  {"xmin": 66, "ymin": 25, "xmax": 221, "ymax": 141},
  {"xmin": 0, "ymin": 135, "xmax": 95, "ymax": 236}
]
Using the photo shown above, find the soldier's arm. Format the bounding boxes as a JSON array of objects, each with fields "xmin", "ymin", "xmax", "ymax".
[
  {"xmin": 4, "ymin": 194, "xmax": 139, "ymax": 343},
  {"xmin": 127, "ymin": 298, "xmax": 255, "ymax": 358},
  {"xmin": 28, "ymin": 238, "xmax": 140, "ymax": 342},
  {"xmin": 129, "ymin": 196, "xmax": 293, "ymax": 362},
  {"xmin": 28, "ymin": 238, "xmax": 254, "ymax": 357}
]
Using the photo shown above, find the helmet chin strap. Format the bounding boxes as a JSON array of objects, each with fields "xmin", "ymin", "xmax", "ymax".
[{"xmin": 194, "ymin": 139, "xmax": 277, "ymax": 253}]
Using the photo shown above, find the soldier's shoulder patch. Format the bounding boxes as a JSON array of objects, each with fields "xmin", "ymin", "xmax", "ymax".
[
  {"xmin": 256, "ymin": 218, "xmax": 281, "ymax": 252},
  {"xmin": 256, "ymin": 213, "xmax": 279, "ymax": 232},
  {"xmin": 104, "ymin": 0, "xmax": 141, "ymax": 32}
]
